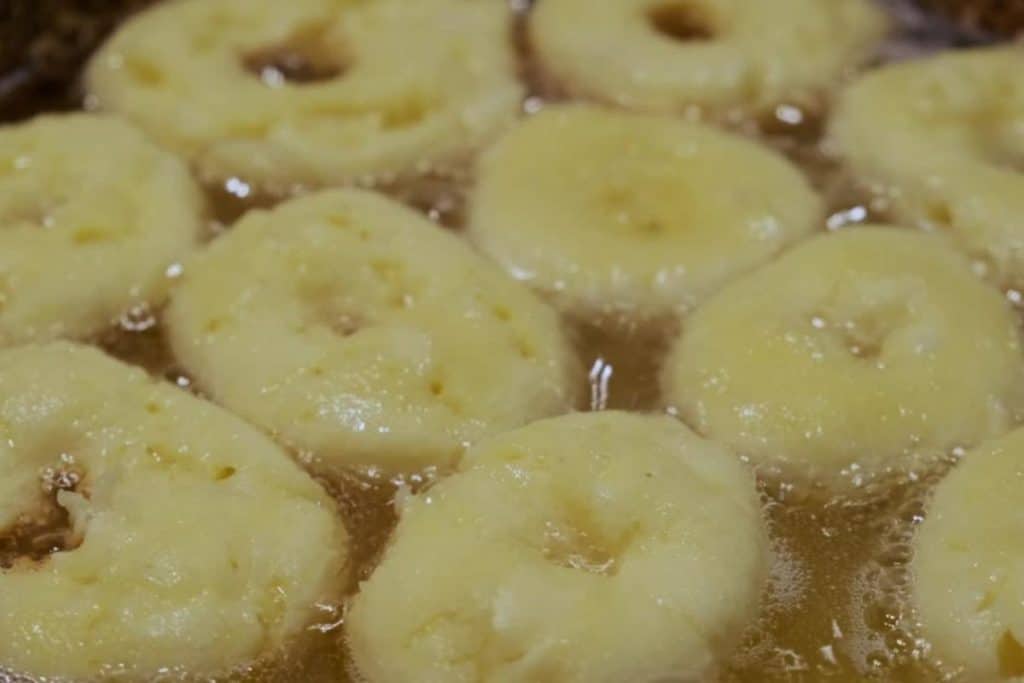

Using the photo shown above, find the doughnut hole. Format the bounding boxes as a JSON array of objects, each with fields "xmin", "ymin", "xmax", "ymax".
[
  {"xmin": 298, "ymin": 255, "xmax": 421, "ymax": 337},
  {"xmin": 541, "ymin": 515, "xmax": 620, "ymax": 576},
  {"xmin": 595, "ymin": 184, "xmax": 676, "ymax": 238},
  {"xmin": 924, "ymin": 201, "xmax": 955, "ymax": 230},
  {"xmin": 123, "ymin": 56, "xmax": 168, "ymax": 88},
  {"xmin": 298, "ymin": 280, "xmax": 368, "ymax": 339},
  {"xmin": 243, "ymin": 24, "xmax": 347, "ymax": 86},
  {"xmin": 810, "ymin": 306, "xmax": 905, "ymax": 361},
  {"xmin": 326, "ymin": 311, "xmax": 363, "ymax": 338},
  {"xmin": 0, "ymin": 455, "xmax": 86, "ymax": 568},
  {"xmin": 808, "ymin": 280, "xmax": 923, "ymax": 361},
  {"xmin": 647, "ymin": 2, "xmax": 714, "ymax": 42},
  {"xmin": 249, "ymin": 26, "xmax": 441, "ymax": 129}
]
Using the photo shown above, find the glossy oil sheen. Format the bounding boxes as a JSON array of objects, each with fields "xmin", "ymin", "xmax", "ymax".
[{"xmin": 0, "ymin": 1, "xmax": 1005, "ymax": 681}]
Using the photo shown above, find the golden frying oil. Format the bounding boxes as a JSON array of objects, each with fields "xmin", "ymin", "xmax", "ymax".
[
  {"xmin": 89, "ymin": 99, "xmax": 953, "ymax": 683},
  {"xmin": 94, "ymin": 311, "xmax": 962, "ymax": 683},
  {"xmin": 0, "ymin": 1, "xmax": 1003, "ymax": 680}
]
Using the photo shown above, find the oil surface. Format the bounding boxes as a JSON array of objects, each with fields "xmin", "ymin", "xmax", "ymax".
[{"xmin": 0, "ymin": 1, "xmax": 1009, "ymax": 682}]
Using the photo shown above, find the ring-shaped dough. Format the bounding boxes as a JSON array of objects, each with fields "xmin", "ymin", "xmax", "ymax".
[
  {"xmin": 662, "ymin": 227, "xmax": 1024, "ymax": 487},
  {"xmin": 166, "ymin": 189, "xmax": 579, "ymax": 475},
  {"xmin": 913, "ymin": 426, "xmax": 1024, "ymax": 680},
  {"xmin": 0, "ymin": 113, "xmax": 202, "ymax": 345},
  {"xmin": 468, "ymin": 104, "xmax": 823, "ymax": 318},
  {"xmin": 0, "ymin": 342, "xmax": 347, "ymax": 680},
  {"xmin": 348, "ymin": 411, "xmax": 769, "ymax": 683},
  {"xmin": 530, "ymin": 0, "xmax": 887, "ymax": 118},
  {"xmin": 86, "ymin": 0, "xmax": 523, "ymax": 193},
  {"xmin": 831, "ymin": 46, "xmax": 1024, "ymax": 291}
]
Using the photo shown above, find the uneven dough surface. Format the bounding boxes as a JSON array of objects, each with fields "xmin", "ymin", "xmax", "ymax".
[
  {"xmin": 86, "ymin": 0, "xmax": 523, "ymax": 192},
  {"xmin": 348, "ymin": 411, "xmax": 769, "ymax": 683},
  {"xmin": 0, "ymin": 113, "xmax": 202, "ymax": 345},
  {"xmin": 913, "ymin": 426, "xmax": 1024, "ymax": 681},
  {"xmin": 167, "ymin": 189, "xmax": 579, "ymax": 475},
  {"xmin": 663, "ymin": 227, "xmax": 1024, "ymax": 486},
  {"xmin": 0, "ymin": 342, "xmax": 348, "ymax": 680},
  {"xmin": 469, "ymin": 104, "xmax": 822, "ymax": 318},
  {"xmin": 531, "ymin": 0, "xmax": 887, "ymax": 117},
  {"xmin": 832, "ymin": 46, "xmax": 1024, "ymax": 291}
]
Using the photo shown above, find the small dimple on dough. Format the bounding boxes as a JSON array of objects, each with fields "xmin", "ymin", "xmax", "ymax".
[
  {"xmin": 468, "ymin": 104, "xmax": 823, "ymax": 319},
  {"xmin": 912, "ymin": 426, "xmax": 1024, "ymax": 681},
  {"xmin": 166, "ymin": 189, "xmax": 579, "ymax": 475},
  {"xmin": 0, "ymin": 113, "xmax": 203, "ymax": 346},
  {"xmin": 85, "ymin": 0, "xmax": 523, "ymax": 192},
  {"xmin": 662, "ymin": 226, "xmax": 1024, "ymax": 486},
  {"xmin": 0, "ymin": 342, "xmax": 348, "ymax": 680},
  {"xmin": 831, "ymin": 46, "xmax": 1024, "ymax": 291},
  {"xmin": 347, "ymin": 411, "xmax": 770, "ymax": 683},
  {"xmin": 529, "ymin": 0, "xmax": 887, "ymax": 117}
]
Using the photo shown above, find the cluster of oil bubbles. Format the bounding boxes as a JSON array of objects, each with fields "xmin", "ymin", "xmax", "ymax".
[{"xmin": 721, "ymin": 460, "xmax": 956, "ymax": 682}]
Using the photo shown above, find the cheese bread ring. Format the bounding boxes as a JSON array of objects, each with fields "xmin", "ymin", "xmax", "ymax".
[
  {"xmin": 166, "ymin": 189, "xmax": 579, "ymax": 475},
  {"xmin": 348, "ymin": 411, "xmax": 769, "ymax": 683},
  {"xmin": 0, "ymin": 342, "xmax": 347, "ymax": 680},
  {"xmin": 913, "ymin": 427, "xmax": 1024, "ymax": 680},
  {"xmin": 662, "ymin": 227, "xmax": 1024, "ymax": 487},
  {"xmin": 86, "ymin": 0, "xmax": 523, "ymax": 193},
  {"xmin": 529, "ymin": 0, "xmax": 887, "ymax": 118},
  {"xmin": 831, "ymin": 46, "xmax": 1024, "ymax": 291},
  {"xmin": 0, "ymin": 113, "xmax": 202, "ymax": 345},
  {"xmin": 468, "ymin": 104, "xmax": 823, "ymax": 318}
]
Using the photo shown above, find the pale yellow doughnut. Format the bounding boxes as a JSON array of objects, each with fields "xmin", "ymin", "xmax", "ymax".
[
  {"xmin": 913, "ymin": 426, "xmax": 1024, "ymax": 680},
  {"xmin": 166, "ymin": 189, "xmax": 579, "ymax": 475},
  {"xmin": 832, "ymin": 46, "xmax": 1024, "ymax": 291},
  {"xmin": 662, "ymin": 227, "xmax": 1024, "ymax": 486},
  {"xmin": 86, "ymin": 0, "xmax": 523, "ymax": 193},
  {"xmin": 468, "ymin": 104, "xmax": 823, "ymax": 318},
  {"xmin": 0, "ymin": 342, "xmax": 347, "ymax": 680},
  {"xmin": 348, "ymin": 411, "xmax": 769, "ymax": 683},
  {"xmin": 0, "ymin": 113, "xmax": 202, "ymax": 346},
  {"xmin": 530, "ymin": 0, "xmax": 887, "ymax": 117}
]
